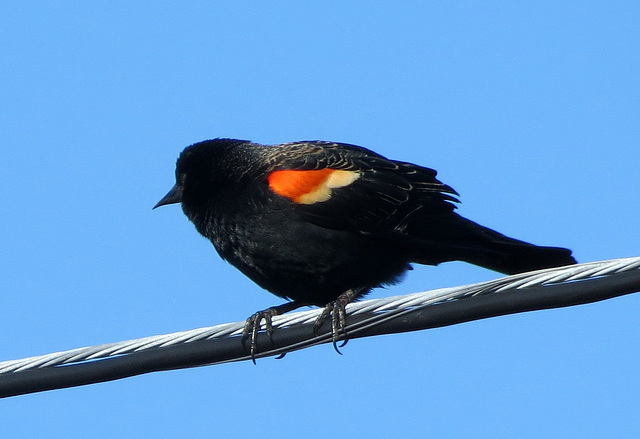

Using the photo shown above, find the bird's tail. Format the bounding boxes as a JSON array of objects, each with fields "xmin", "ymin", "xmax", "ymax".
[
  {"xmin": 411, "ymin": 215, "xmax": 577, "ymax": 275},
  {"xmin": 455, "ymin": 231, "xmax": 577, "ymax": 275}
]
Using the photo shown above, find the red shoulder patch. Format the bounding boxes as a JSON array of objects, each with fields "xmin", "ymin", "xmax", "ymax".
[{"xmin": 267, "ymin": 169, "xmax": 359, "ymax": 204}]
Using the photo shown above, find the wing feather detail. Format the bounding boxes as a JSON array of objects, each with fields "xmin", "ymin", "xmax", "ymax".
[{"xmin": 264, "ymin": 141, "xmax": 459, "ymax": 233}]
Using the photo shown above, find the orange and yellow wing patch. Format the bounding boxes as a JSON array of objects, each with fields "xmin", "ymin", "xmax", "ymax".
[{"xmin": 267, "ymin": 169, "xmax": 360, "ymax": 204}]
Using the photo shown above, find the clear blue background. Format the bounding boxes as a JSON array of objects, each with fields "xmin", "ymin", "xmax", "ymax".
[{"xmin": 2, "ymin": 2, "xmax": 639, "ymax": 437}]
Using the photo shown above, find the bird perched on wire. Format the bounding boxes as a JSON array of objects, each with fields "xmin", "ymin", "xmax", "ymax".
[{"xmin": 154, "ymin": 138, "xmax": 576, "ymax": 359}]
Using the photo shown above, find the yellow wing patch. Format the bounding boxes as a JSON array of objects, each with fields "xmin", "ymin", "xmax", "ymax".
[{"xmin": 267, "ymin": 169, "xmax": 360, "ymax": 204}]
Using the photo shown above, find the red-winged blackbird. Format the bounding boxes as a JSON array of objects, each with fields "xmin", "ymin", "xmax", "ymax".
[{"xmin": 155, "ymin": 139, "xmax": 576, "ymax": 357}]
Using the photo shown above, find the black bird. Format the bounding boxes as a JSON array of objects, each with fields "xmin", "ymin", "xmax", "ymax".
[{"xmin": 155, "ymin": 139, "xmax": 576, "ymax": 357}]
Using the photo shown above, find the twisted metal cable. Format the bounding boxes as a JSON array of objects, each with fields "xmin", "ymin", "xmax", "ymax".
[{"xmin": 1, "ymin": 257, "xmax": 639, "ymax": 398}]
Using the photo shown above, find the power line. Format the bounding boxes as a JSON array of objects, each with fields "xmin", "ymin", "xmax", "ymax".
[{"xmin": 1, "ymin": 257, "xmax": 639, "ymax": 398}]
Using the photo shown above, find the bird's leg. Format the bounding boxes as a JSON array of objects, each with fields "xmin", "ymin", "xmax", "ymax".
[
  {"xmin": 242, "ymin": 301, "xmax": 306, "ymax": 363},
  {"xmin": 313, "ymin": 289, "xmax": 360, "ymax": 354}
]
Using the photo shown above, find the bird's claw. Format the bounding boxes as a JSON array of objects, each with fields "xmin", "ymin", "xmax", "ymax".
[
  {"xmin": 240, "ymin": 302, "xmax": 306, "ymax": 363},
  {"xmin": 313, "ymin": 289, "xmax": 357, "ymax": 354},
  {"xmin": 241, "ymin": 308, "xmax": 279, "ymax": 364}
]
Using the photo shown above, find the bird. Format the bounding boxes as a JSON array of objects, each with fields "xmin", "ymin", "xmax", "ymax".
[{"xmin": 154, "ymin": 138, "xmax": 577, "ymax": 359}]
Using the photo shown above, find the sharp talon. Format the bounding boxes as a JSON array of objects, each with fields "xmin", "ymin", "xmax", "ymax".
[
  {"xmin": 313, "ymin": 289, "xmax": 359, "ymax": 354},
  {"xmin": 332, "ymin": 340, "xmax": 344, "ymax": 355},
  {"xmin": 240, "ymin": 310, "xmax": 271, "ymax": 364},
  {"xmin": 275, "ymin": 353, "xmax": 286, "ymax": 360},
  {"xmin": 241, "ymin": 302, "xmax": 305, "ymax": 363}
]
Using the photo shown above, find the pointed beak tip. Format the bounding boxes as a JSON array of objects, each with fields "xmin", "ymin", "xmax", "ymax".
[{"xmin": 153, "ymin": 184, "xmax": 183, "ymax": 210}]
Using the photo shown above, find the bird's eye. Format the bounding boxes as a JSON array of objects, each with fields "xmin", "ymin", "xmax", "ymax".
[{"xmin": 178, "ymin": 173, "xmax": 187, "ymax": 187}]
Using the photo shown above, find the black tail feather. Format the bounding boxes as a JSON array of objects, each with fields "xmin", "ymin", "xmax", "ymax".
[
  {"xmin": 410, "ymin": 215, "xmax": 577, "ymax": 274},
  {"xmin": 459, "ymin": 240, "xmax": 576, "ymax": 274}
]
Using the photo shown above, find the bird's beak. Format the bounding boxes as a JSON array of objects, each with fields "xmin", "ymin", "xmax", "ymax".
[{"xmin": 153, "ymin": 184, "xmax": 183, "ymax": 209}]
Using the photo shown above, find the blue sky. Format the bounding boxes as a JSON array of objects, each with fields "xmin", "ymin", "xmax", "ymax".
[{"xmin": 2, "ymin": 2, "xmax": 639, "ymax": 437}]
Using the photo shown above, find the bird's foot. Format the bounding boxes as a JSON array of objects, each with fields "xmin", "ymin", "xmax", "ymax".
[
  {"xmin": 241, "ymin": 308, "xmax": 278, "ymax": 363},
  {"xmin": 241, "ymin": 302, "xmax": 304, "ymax": 364},
  {"xmin": 313, "ymin": 289, "xmax": 359, "ymax": 354}
]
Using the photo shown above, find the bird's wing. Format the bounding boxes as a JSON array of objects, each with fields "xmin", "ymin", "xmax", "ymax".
[{"xmin": 264, "ymin": 141, "xmax": 459, "ymax": 233}]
